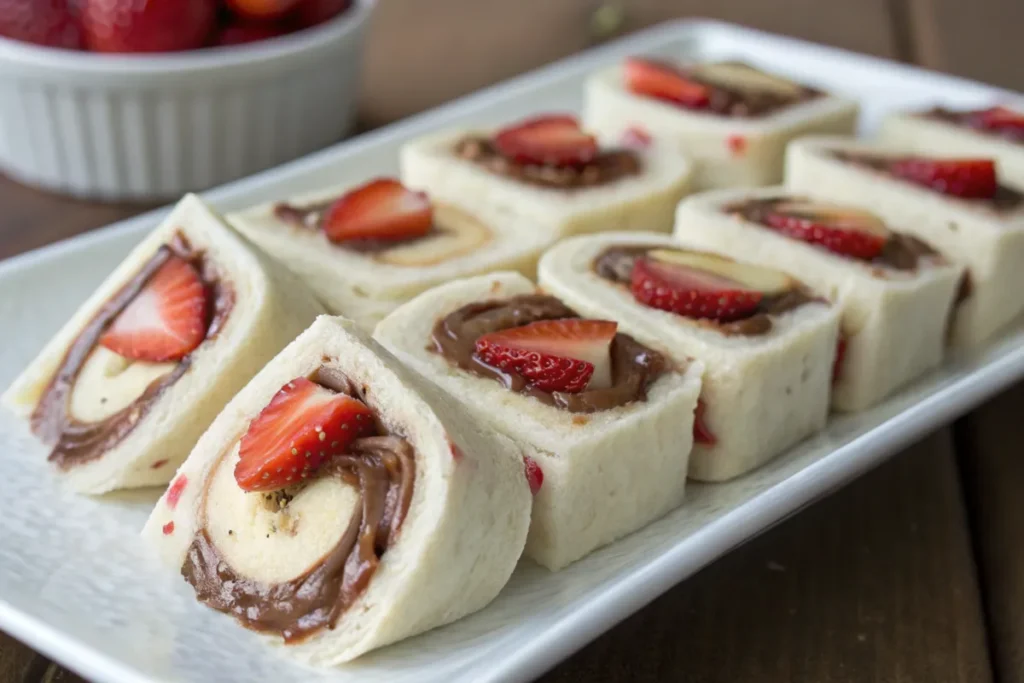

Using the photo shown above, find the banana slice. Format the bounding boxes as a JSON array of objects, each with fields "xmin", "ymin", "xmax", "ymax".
[
  {"xmin": 69, "ymin": 347, "xmax": 176, "ymax": 423},
  {"xmin": 374, "ymin": 202, "xmax": 493, "ymax": 267},
  {"xmin": 203, "ymin": 441, "xmax": 359, "ymax": 584},
  {"xmin": 695, "ymin": 62, "xmax": 806, "ymax": 98}
]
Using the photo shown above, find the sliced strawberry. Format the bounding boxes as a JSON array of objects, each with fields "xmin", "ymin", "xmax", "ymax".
[
  {"xmin": 234, "ymin": 377, "xmax": 376, "ymax": 492},
  {"xmin": 624, "ymin": 57, "xmax": 711, "ymax": 109},
  {"xmin": 763, "ymin": 203, "xmax": 889, "ymax": 260},
  {"xmin": 888, "ymin": 157, "xmax": 997, "ymax": 199},
  {"xmin": 693, "ymin": 398, "xmax": 716, "ymax": 446},
  {"xmin": 474, "ymin": 319, "xmax": 617, "ymax": 393},
  {"xmin": 630, "ymin": 256, "xmax": 763, "ymax": 322},
  {"xmin": 322, "ymin": 178, "xmax": 433, "ymax": 243},
  {"xmin": 524, "ymin": 455, "xmax": 543, "ymax": 495},
  {"xmin": 99, "ymin": 255, "xmax": 208, "ymax": 362},
  {"xmin": 493, "ymin": 115, "xmax": 599, "ymax": 167},
  {"xmin": 970, "ymin": 106, "xmax": 1024, "ymax": 134}
]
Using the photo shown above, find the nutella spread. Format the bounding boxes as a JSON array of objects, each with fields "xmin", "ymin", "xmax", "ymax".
[
  {"xmin": 833, "ymin": 151, "xmax": 1024, "ymax": 212},
  {"xmin": 182, "ymin": 367, "xmax": 415, "ymax": 643},
  {"xmin": 453, "ymin": 137, "xmax": 642, "ymax": 189},
  {"xmin": 31, "ymin": 234, "xmax": 234, "ymax": 470},
  {"xmin": 923, "ymin": 107, "xmax": 1024, "ymax": 144},
  {"xmin": 686, "ymin": 64, "xmax": 820, "ymax": 118},
  {"xmin": 594, "ymin": 246, "xmax": 815, "ymax": 337},
  {"xmin": 727, "ymin": 197, "xmax": 941, "ymax": 271},
  {"xmin": 431, "ymin": 295, "xmax": 665, "ymax": 413},
  {"xmin": 273, "ymin": 201, "xmax": 443, "ymax": 253}
]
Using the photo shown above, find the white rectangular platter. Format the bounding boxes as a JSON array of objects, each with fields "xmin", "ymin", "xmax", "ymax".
[{"xmin": 2, "ymin": 19, "xmax": 1023, "ymax": 683}]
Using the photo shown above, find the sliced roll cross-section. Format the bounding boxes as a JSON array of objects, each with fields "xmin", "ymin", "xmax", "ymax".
[
  {"xmin": 142, "ymin": 316, "xmax": 532, "ymax": 664},
  {"xmin": 785, "ymin": 136, "xmax": 1024, "ymax": 348},
  {"xmin": 539, "ymin": 232, "xmax": 841, "ymax": 482},
  {"xmin": 675, "ymin": 187, "xmax": 963, "ymax": 412},
  {"xmin": 2, "ymin": 194, "xmax": 325, "ymax": 494},
  {"xmin": 374, "ymin": 272, "xmax": 703, "ymax": 571},
  {"xmin": 228, "ymin": 176, "xmax": 554, "ymax": 330},
  {"xmin": 399, "ymin": 114, "xmax": 693, "ymax": 239}
]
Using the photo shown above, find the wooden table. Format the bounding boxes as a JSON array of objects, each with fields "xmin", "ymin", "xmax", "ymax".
[{"xmin": 2, "ymin": 1, "xmax": 1023, "ymax": 681}]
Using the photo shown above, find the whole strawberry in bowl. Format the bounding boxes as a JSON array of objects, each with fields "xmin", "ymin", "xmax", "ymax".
[{"xmin": 0, "ymin": 0, "xmax": 370, "ymax": 200}]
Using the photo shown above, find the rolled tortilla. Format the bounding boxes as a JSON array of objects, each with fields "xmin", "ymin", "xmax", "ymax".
[
  {"xmin": 228, "ymin": 182, "xmax": 555, "ymax": 330},
  {"xmin": 373, "ymin": 272, "xmax": 703, "ymax": 571},
  {"xmin": 539, "ymin": 233, "xmax": 840, "ymax": 482},
  {"xmin": 142, "ymin": 315, "xmax": 532, "ymax": 665},
  {"xmin": 2, "ymin": 194, "xmax": 325, "ymax": 493},
  {"xmin": 785, "ymin": 135, "xmax": 1024, "ymax": 348}
]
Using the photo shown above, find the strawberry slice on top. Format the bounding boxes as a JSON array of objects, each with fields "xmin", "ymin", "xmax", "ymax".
[
  {"xmin": 474, "ymin": 319, "xmax": 617, "ymax": 394},
  {"xmin": 493, "ymin": 115, "xmax": 599, "ymax": 167},
  {"xmin": 887, "ymin": 157, "xmax": 998, "ymax": 199},
  {"xmin": 631, "ymin": 249, "xmax": 794, "ymax": 322},
  {"xmin": 234, "ymin": 377, "xmax": 376, "ymax": 492},
  {"xmin": 763, "ymin": 200, "xmax": 890, "ymax": 260},
  {"xmin": 322, "ymin": 178, "xmax": 433, "ymax": 244},
  {"xmin": 624, "ymin": 57, "xmax": 712, "ymax": 110},
  {"xmin": 99, "ymin": 254, "xmax": 209, "ymax": 363}
]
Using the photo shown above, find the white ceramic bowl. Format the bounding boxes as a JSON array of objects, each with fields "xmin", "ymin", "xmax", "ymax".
[{"xmin": 0, "ymin": 0, "xmax": 374, "ymax": 201}]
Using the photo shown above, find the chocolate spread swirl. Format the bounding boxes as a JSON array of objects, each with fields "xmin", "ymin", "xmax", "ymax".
[
  {"xmin": 832, "ymin": 151, "xmax": 1024, "ymax": 212},
  {"xmin": 181, "ymin": 367, "xmax": 415, "ymax": 643},
  {"xmin": 727, "ymin": 197, "xmax": 941, "ymax": 271},
  {"xmin": 454, "ymin": 137, "xmax": 642, "ymax": 189},
  {"xmin": 272, "ymin": 201, "xmax": 443, "ymax": 253},
  {"xmin": 431, "ymin": 295, "xmax": 665, "ymax": 413},
  {"xmin": 593, "ymin": 246, "xmax": 816, "ymax": 337},
  {"xmin": 923, "ymin": 107, "xmax": 1024, "ymax": 144},
  {"xmin": 31, "ymin": 234, "xmax": 234, "ymax": 470}
]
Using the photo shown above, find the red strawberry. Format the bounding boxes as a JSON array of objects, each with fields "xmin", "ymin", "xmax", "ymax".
[
  {"xmin": 763, "ymin": 202, "xmax": 889, "ymax": 260},
  {"xmin": 0, "ymin": 0, "xmax": 82, "ymax": 49},
  {"xmin": 234, "ymin": 377, "xmax": 376, "ymax": 492},
  {"xmin": 524, "ymin": 456, "xmax": 543, "ymax": 495},
  {"xmin": 99, "ymin": 255, "xmax": 209, "ymax": 362},
  {"xmin": 225, "ymin": 0, "xmax": 300, "ymax": 21},
  {"xmin": 474, "ymin": 319, "xmax": 617, "ymax": 393},
  {"xmin": 971, "ymin": 106, "xmax": 1024, "ymax": 133},
  {"xmin": 81, "ymin": 0, "xmax": 217, "ymax": 53},
  {"xmin": 630, "ymin": 256, "xmax": 763, "ymax": 322},
  {"xmin": 293, "ymin": 0, "xmax": 351, "ymax": 28},
  {"xmin": 624, "ymin": 57, "xmax": 711, "ymax": 109},
  {"xmin": 493, "ymin": 115, "xmax": 599, "ymax": 167},
  {"xmin": 888, "ymin": 157, "xmax": 997, "ymax": 199},
  {"xmin": 215, "ymin": 20, "xmax": 290, "ymax": 46},
  {"xmin": 322, "ymin": 178, "xmax": 433, "ymax": 243},
  {"xmin": 693, "ymin": 398, "xmax": 716, "ymax": 446}
]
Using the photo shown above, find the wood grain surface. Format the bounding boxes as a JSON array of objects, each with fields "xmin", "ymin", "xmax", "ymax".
[
  {"xmin": 0, "ymin": 0, "xmax": 1022, "ymax": 681},
  {"xmin": 957, "ymin": 387, "xmax": 1024, "ymax": 683}
]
